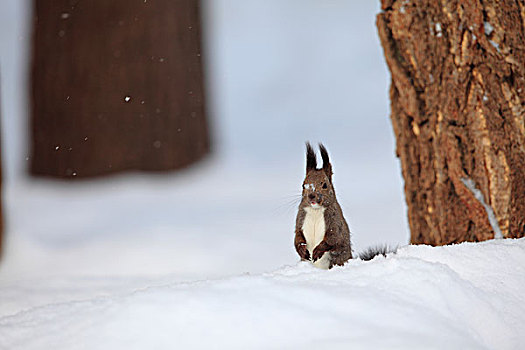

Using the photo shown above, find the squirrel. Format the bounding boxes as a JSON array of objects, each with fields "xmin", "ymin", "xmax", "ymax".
[{"xmin": 294, "ymin": 143, "xmax": 391, "ymax": 269}]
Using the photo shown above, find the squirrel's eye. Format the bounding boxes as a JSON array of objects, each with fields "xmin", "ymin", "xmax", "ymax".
[{"xmin": 322, "ymin": 183, "xmax": 327, "ymax": 189}]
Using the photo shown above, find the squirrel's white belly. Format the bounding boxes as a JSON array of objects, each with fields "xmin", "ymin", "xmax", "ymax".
[{"xmin": 302, "ymin": 206, "xmax": 330, "ymax": 269}]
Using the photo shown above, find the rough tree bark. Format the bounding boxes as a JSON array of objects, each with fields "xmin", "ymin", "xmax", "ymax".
[
  {"xmin": 377, "ymin": 0, "xmax": 525, "ymax": 244},
  {"xmin": 31, "ymin": 0, "xmax": 209, "ymax": 178}
]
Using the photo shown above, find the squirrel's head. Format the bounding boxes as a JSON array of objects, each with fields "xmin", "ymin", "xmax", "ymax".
[{"xmin": 302, "ymin": 142, "xmax": 336, "ymax": 208}]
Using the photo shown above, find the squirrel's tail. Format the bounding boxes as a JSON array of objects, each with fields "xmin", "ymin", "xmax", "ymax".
[{"xmin": 359, "ymin": 245, "xmax": 397, "ymax": 261}]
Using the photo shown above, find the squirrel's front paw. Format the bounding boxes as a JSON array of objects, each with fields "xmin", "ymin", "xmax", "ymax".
[
  {"xmin": 296, "ymin": 243, "xmax": 310, "ymax": 261},
  {"xmin": 312, "ymin": 245, "xmax": 327, "ymax": 262}
]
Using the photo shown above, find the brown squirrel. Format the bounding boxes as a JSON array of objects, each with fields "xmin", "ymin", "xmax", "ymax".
[
  {"xmin": 294, "ymin": 143, "xmax": 391, "ymax": 269},
  {"xmin": 294, "ymin": 143, "xmax": 352, "ymax": 269}
]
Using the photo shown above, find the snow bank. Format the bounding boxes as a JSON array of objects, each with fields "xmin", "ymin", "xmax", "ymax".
[{"xmin": 1, "ymin": 238, "xmax": 524, "ymax": 350}]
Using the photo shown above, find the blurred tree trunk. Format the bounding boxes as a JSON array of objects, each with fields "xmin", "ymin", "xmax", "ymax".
[
  {"xmin": 31, "ymin": 0, "xmax": 209, "ymax": 178},
  {"xmin": 377, "ymin": 0, "xmax": 525, "ymax": 244},
  {"xmin": 0, "ymin": 87, "xmax": 3, "ymax": 255}
]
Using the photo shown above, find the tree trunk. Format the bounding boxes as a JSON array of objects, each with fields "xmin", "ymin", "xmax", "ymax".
[
  {"xmin": 377, "ymin": 0, "xmax": 525, "ymax": 244},
  {"xmin": 0, "ymin": 86, "xmax": 3, "ymax": 256},
  {"xmin": 30, "ymin": 0, "xmax": 209, "ymax": 178}
]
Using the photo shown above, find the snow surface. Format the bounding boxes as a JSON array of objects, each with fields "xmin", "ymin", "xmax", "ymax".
[
  {"xmin": 1, "ymin": 239, "xmax": 525, "ymax": 349},
  {"xmin": 2, "ymin": 1, "xmax": 523, "ymax": 349}
]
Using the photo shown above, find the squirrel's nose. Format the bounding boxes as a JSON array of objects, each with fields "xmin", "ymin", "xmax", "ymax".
[{"xmin": 308, "ymin": 193, "xmax": 315, "ymax": 200}]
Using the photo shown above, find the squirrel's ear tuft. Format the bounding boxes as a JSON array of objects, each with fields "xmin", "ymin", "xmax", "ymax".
[
  {"xmin": 306, "ymin": 142, "xmax": 317, "ymax": 172},
  {"xmin": 319, "ymin": 143, "xmax": 333, "ymax": 182}
]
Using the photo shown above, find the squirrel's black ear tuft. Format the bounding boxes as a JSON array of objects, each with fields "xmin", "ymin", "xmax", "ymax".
[
  {"xmin": 305, "ymin": 142, "xmax": 317, "ymax": 172},
  {"xmin": 319, "ymin": 143, "xmax": 333, "ymax": 181}
]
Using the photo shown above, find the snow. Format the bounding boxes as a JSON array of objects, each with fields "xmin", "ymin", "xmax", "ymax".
[
  {"xmin": 1, "ymin": 239, "xmax": 524, "ymax": 349},
  {"xmin": 304, "ymin": 183, "xmax": 315, "ymax": 190},
  {"xmin": 435, "ymin": 23, "xmax": 443, "ymax": 37},
  {"xmin": 2, "ymin": 0, "xmax": 523, "ymax": 349},
  {"xmin": 461, "ymin": 178, "xmax": 503, "ymax": 239},
  {"xmin": 484, "ymin": 21, "xmax": 494, "ymax": 36},
  {"xmin": 489, "ymin": 40, "xmax": 501, "ymax": 52}
]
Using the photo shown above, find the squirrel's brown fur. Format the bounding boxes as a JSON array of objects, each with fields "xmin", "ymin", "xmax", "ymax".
[{"xmin": 294, "ymin": 143, "xmax": 352, "ymax": 269}]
